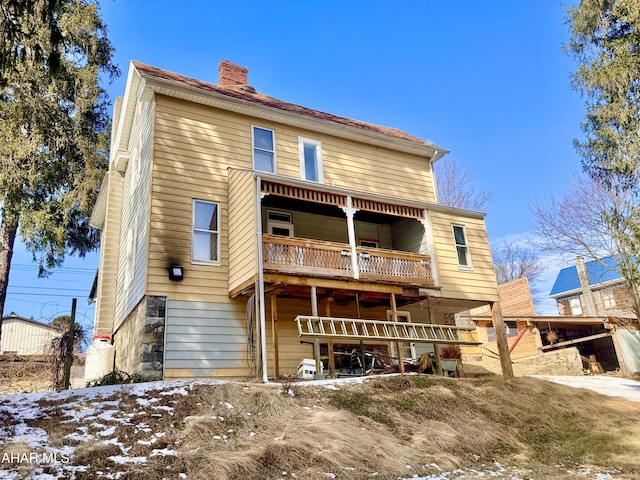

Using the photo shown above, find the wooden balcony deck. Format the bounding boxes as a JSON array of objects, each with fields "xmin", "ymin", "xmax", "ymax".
[{"xmin": 262, "ymin": 234, "xmax": 434, "ymax": 285}]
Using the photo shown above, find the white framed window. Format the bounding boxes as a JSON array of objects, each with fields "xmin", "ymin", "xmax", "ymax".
[
  {"xmin": 267, "ymin": 210, "xmax": 294, "ymax": 237},
  {"xmin": 452, "ymin": 225, "xmax": 472, "ymax": 270},
  {"xmin": 569, "ymin": 296, "xmax": 583, "ymax": 315},
  {"xmin": 602, "ymin": 288, "xmax": 616, "ymax": 310},
  {"xmin": 298, "ymin": 137, "xmax": 323, "ymax": 183},
  {"xmin": 192, "ymin": 200, "xmax": 220, "ymax": 264},
  {"xmin": 252, "ymin": 126, "xmax": 275, "ymax": 173}
]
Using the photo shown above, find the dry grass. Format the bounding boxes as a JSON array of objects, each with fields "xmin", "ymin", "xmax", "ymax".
[
  {"xmin": 2, "ymin": 376, "xmax": 640, "ymax": 479},
  {"xmin": 0, "ymin": 359, "xmax": 53, "ymax": 394}
]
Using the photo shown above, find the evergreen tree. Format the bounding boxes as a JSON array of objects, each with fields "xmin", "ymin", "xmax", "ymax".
[
  {"xmin": 0, "ymin": 0, "xmax": 118, "ymax": 343},
  {"xmin": 567, "ymin": 0, "xmax": 640, "ymax": 317}
]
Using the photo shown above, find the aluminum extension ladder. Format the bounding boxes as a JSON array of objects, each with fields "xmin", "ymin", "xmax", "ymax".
[{"xmin": 295, "ymin": 315, "xmax": 481, "ymax": 345}]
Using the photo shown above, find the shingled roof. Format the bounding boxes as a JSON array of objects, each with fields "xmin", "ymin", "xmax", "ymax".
[{"xmin": 132, "ymin": 61, "xmax": 435, "ymax": 148}]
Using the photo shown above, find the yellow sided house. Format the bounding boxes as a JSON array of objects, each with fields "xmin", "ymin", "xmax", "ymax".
[{"xmin": 90, "ymin": 60, "xmax": 509, "ymax": 381}]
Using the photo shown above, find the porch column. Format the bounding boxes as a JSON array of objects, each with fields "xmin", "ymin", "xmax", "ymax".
[
  {"xmin": 420, "ymin": 210, "xmax": 438, "ymax": 286},
  {"xmin": 326, "ymin": 297, "xmax": 336, "ymax": 378},
  {"xmin": 427, "ymin": 297, "xmax": 443, "ymax": 376},
  {"xmin": 341, "ymin": 196, "xmax": 359, "ymax": 279},
  {"xmin": 490, "ymin": 302, "xmax": 514, "ymax": 378},
  {"xmin": 610, "ymin": 325, "xmax": 628, "ymax": 375},
  {"xmin": 391, "ymin": 293, "xmax": 404, "ymax": 373},
  {"xmin": 271, "ymin": 295, "xmax": 280, "ymax": 379}
]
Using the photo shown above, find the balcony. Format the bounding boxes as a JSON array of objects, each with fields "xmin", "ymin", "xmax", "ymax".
[{"xmin": 262, "ymin": 234, "xmax": 434, "ymax": 286}]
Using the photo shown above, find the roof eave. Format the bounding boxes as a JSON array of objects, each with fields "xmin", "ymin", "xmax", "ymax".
[
  {"xmin": 89, "ymin": 174, "xmax": 109, "ymax": 229},
  {"xmin": 134, "ymin": 65, "xmax": 449, "ymax": 159}
]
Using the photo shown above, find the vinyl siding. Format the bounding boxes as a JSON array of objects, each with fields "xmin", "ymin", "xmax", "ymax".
[
  {"xmin": 261, "ymin": 207, "xmax": 394, "ymax": 249},
  {"xmin": 94, "ymin": 167, "xmax": 124, "ymax": 336},
  {"xmin": 262, "ymin": 208, "xmax": 348, "ymax": 243},
  {"xmin": 1, "ymin": 319, "xmax": 61, "ymax": 355},
  {"xmin": 148, "ymin": 96, "xmax": 250, "ymax": 303},
  {"xmin": 390, "ymin": 217, "xmax": 424, "ymax": 253},
  {"xmin": 164, "ymin": 299, "xmax": 252, "ymax": 379},
  {"xmin": 228, "ymin": 169, "xmax": 258, "ymax": 293},
  {"xmin": 355, "ymin": 221, "xmax": 392, "ymax": 249},
  {"xmin": 264, "ymin": 297, "xmax": 393, "ymax": 376},
  {"xmin": 430, "ymin": 210, "xmax": 499, "ymax": 302},
  {"xmin": 114, "ymin": 100, "xmax": 154, "ymax": 328},
  {"xmin": 269, "ymin": 125, "xmax": 436, "ymax": 203}
]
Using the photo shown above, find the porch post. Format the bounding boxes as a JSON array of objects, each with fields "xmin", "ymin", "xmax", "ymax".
[
  {"xmin": 342, "ymin": 196, "xmax": 359, "ymax": 279},
  {"xmin": 420, "ymin": 209, "xmax": 438, "ymax": 286},
  {"xmin": 428, "ymin": 296, "xmax": 443, "ymax": 376},
  {"xmin": 490, "ymin": 301, "xmax": 514, "ymax": 378},
  {"xmin": 311, "ymin": 286, "xmax": 322, "ymax": 379},
  {"xmin": 609, "ymin": 326, "xmax": 628, "ymax": 375},
  {"xmin": 391, "ymin": 293, "xmax": 404, "ymax": 373},
  {"xmin": 271, "ymin": 295, "xmax": 280, "ymax": 379}
]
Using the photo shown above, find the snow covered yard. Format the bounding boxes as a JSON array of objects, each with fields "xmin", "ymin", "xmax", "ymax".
[{"xmin": 0, "ymin": 375, "xmax": 639, "ymax": 479}]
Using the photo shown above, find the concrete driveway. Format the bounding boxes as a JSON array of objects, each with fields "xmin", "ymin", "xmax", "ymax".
[{"xmin": 535, "ymin": 375, "xmax": 640, "ymax": 403}]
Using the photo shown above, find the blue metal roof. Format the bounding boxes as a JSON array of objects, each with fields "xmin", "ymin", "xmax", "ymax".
[{"xmin": 549, "ymin": 256, "xmax": 624, "ymax": 297}]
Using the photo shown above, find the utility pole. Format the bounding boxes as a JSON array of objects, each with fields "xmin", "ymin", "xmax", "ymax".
[{"xmin": 63, "ymin": 298, "xmax": 77, "ymax": 389}]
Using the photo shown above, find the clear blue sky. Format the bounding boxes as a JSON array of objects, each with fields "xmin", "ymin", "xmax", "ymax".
[{"xmin": 5, "ymin": 0, "xmax": 583, "ymax": 324}]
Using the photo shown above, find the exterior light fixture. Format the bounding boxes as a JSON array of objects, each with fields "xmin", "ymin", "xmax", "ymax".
[{"xmin": 168, "ymin": 266, "xmax": 184, "ymax": 281}]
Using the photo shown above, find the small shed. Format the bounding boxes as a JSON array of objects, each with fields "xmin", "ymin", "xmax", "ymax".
[{"xmin": 1, "ymin": 315, "xmax": 62, "ymax": 356}]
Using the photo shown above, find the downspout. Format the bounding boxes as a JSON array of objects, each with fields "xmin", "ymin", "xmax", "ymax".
[
  {"xmin": 430, "ymin": 151, "xmax": 439, "ymax": 204},
  {"xmin": 255, "ymin": 175, "xmax": 269, "ymax": 383}
]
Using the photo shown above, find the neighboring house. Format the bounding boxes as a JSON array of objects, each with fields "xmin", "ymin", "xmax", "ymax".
[
  {"xmin": 550, "ymin": 256, "xmax": 636, "ymax": 319},
  {"xmin": 0, "ymin": 315, "xmax": 62, "ymax": 356},
  {"xmin": 546, "ymin": 256, "xmax": 640, "ymax": 374},
  {"xmin": 90, "ymin": 59, "xmax": 503, "ymax": 381}
]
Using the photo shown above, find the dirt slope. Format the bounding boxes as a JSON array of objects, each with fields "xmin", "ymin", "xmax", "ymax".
[{"xmin": 1, "ymin": 375, "xmax": 640, "ymax": 479}]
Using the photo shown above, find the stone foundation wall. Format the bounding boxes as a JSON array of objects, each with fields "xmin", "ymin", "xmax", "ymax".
[
  {"xmin": 113, "ymin": 296, "xmax": 166, "ymax": 380},
  {"xmin": 464, "ymin": 347, "xmax": 583, "ymax": 377}
]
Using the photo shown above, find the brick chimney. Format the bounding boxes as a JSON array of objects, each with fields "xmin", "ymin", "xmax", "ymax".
[{"xmin": 218, "ymin": 59, "xmax": 248, "ymax": 86}]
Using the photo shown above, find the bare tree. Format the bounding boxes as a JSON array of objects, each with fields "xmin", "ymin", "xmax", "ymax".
[
  {"xmin": 492, "ymin": 242, "xmax": 545, "ymax": 286},
  {"xmin": 531, "ymin": 172, "xmax": 640, "ymax": 318},
  {"xmin": 434, "ymin": 157, "xmax": 492, "ymax": 211}
]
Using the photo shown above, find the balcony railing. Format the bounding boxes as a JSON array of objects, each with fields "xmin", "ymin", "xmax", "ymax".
[
  {"xmin": 262, "ymin": 235, "xmax": 353, "ymax": 278},
  {"xmin": 357, "ymin": 246, "xmax": 433, "ymax": 283},
  {"xmin": 262, "ymin": 234, "xmax": 433, "ymax": 285}
]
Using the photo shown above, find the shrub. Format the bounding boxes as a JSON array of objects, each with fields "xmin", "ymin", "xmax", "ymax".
[{"xmin": 440, "ymin": 346, "xmax": 461, "ymax": 359}]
